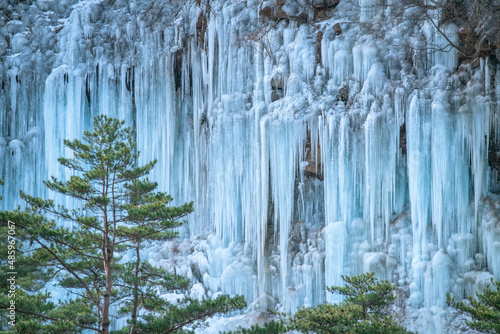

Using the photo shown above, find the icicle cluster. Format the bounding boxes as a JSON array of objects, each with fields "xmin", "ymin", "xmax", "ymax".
[{"xmin": 1, "ymin": 0, "xmax": 499, "ymax": 332}]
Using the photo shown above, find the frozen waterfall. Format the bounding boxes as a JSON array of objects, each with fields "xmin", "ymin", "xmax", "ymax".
[{"xmin": 1, "ymin": 0, "xmax": 500, "ymax": 332}]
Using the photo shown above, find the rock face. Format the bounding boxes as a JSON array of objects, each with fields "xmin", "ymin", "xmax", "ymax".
[
  {"xmin": 259, "ymin": 0, "xmax": 339, "ymax": 22},
  {"xmin": 1, "ymin": 0, "xmax": 500, "ymax": 333},
  {"xmin": 490, "ymin": 136, "xmax": 500, "ymax": 171},
  {"xmin": 312, "ymin": 0, "xmax": 339, "ymax": 21}
]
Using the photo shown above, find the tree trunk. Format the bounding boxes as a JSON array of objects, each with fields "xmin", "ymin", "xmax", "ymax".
[
  {"xmin": 103, "ymin": 244, "xmax": 112, "ymax": 334},
  {"xmin": 102, "ymin": 197, "xmax": 112, "ymax": 334},
  {"xmin": 130, "ymin": 241, "xmax": 140, "ymax": 334}
]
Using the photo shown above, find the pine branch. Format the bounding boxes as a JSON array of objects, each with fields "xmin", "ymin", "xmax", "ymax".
[
  {"xmin": 16, "ymin": 223, "xmax": 102, "ymax": 313},
  {"xmin": 13, "ymin": 309, "xmax": 101, "ymax": 332}
]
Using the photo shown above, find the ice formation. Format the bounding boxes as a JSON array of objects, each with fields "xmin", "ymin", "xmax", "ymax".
[{"xmin": 1, "ymin": 0, "xmax": 500, "ymax": 332}]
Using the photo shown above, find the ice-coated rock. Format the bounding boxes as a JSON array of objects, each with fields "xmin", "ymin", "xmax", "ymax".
[{"xmin": 1, "ymin": 0, "xmax": 499, "ymax": 332}]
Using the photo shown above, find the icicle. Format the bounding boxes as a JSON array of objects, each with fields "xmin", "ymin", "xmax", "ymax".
[
  {"xmin": 407, "ymin": 93, "xmax": 432, "ymax": 308},
  {"xmin": 268, "ymin": 111, "xmax": 306, "ymax": 312},
  {"xmin": 2, "ymin": 1, "xmax": 500, "ymax": 331},
  {"xmin": 324, "ymin": 221, "xmax": 346, "ymax": 304}
]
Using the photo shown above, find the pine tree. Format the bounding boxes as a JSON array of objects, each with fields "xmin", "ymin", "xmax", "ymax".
[
  {"xmin": 327, "ymin": 272, "xmax": 396, "ymax": 320},
  {"xmin": 292, "ymin": 272, "xmax": 411, "ymax": 334},
  {"xmin": 227, "ymin": 272, "xmax": 411, "ymax": 334},
  {"xmin": 222, "ymin": 318, "xmax": 287, "ymax": 334},
  {"xmin": 2, "ymin": 179, "xmax": 86, "ymax": 333},
  {"xmin": 0, "ymin": 115, "xmax": 246, "ymax": 333},
  {"xmin": 447, "ymin": 280, "xmax": 500, "ymax": 333}
]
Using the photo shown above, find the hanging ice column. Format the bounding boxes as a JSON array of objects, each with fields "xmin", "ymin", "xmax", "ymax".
[
  {"xmin": 268, "ymin": 110, "xmax": 306, "ymax": 311},
  {"xmin": 405, "ymin": 66, "xmax": 496, "ymax": 309},
  {"xmin": 183, "ymin": 5, "xmax": 273, "ymax": 305},
  {"xmin": 406, "ymin": 93, "xmax": 432, "ymax": 309},
  {"xmin": 183, "ymin": 8, "xmax": 327, "ymax": 311},
  {"xmin": 134, "ymin": 30, "xmax": 195, "ymax": 207},
  {"xmin": 317, "ymin": 8, "xmax": 499, "ymax": 317},
  {"xmin": 319, "ymin": 22, "xmax": 408, "ymax": 293},
  {"xmin": 41, "ymin": 59, "xmax": 141, "ymax": 209},
  {"xmin": 0, "ymin": 55, "xmax": 47, "ymax": 210},
  {"xmin": 2, "ymin": 1, "xmax": 500, "ymax": 330},
  {"xmin": 43, "ymin": 67, "xmax": 87, "ymax": 211}
]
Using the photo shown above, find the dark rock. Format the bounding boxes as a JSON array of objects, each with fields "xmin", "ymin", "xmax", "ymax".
[
  {"xmin": 334, "ymin": 23, "xmax": 342, "ymax": 35},
  {"xmin": 260, "ymin": 3, "xmax": 288, "ymax": 22},
  {"xmin": 316, "ymin": 31, "xmax": 323, "ymax": 64},
  {"xmin": 196, "ymin": 12, "xmax": 207, "ymax": 45},
  {"xmin": 259, "ymin": 6, "xmax": 274, "ymax": 19},
  {"xmin": 271, "ymin": 90, "xmax": 281, "ymax": 102},
  {"xmin": 312, "ymin": 0, "xmax": 326, "ymax": 8},
  {"xmin": 190, "ymin": 263, "xmax": 203, "ymax": 283},
  {"xmin": 313, "ymin": 0, "xmax": 339, "ymax": 22},
  {"xmin": 338, "ymin": 87, "xmax": 348, "ymax": 102},
  {"xmin": 270, "ymin": 77, "xmax": 284, "ymax": 90},
  {"xmin": 200, "ymin": 113, "xmax": 208, "ymax": 129},
  {"xmin": 174, "ymin": 51, "xmax": 183, "ymax": 92},
  {"xmin": 304, "ymin": 130, "xmax": 323, "ymax": 180},
  {"xmin": 313, "ymin": 0, "xmax": 339, "ymax": 9},
  {"xmin": 400, "ymin": 123, "xmax": 407, "ymax": 155},
  {"xmin": 295, "ymin": 12, "xmax": 308, "ymax": 23},
  {"xmin": 489, "ymin": 149, "xmax": 500, "ymax": 170},
  {"xmin": 315, "ymin": 10, "xmax": 329, "ymax": 21},
  {"xmin": 489, "ymin": 129, "xmax": 500, "ymax": 171}
]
